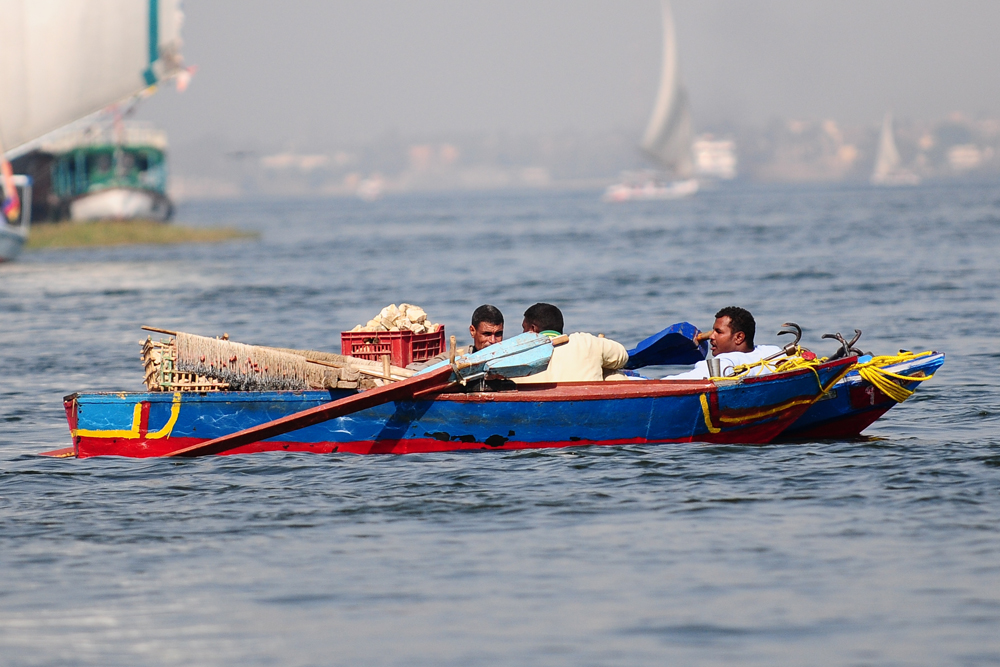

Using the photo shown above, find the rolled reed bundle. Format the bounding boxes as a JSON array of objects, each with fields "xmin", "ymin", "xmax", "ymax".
[{"xmin": 175, "ymin": 333, "xmax": 338, "ymax": 391}]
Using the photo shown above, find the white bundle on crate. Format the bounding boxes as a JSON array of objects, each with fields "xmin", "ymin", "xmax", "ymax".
[
  {"xmin": 348, "ymin": 303, "xmax": 441, "ymax": 334},
  {"xmin": 175, "ymin": 332, "xmax": 338, "ymax": 391}
]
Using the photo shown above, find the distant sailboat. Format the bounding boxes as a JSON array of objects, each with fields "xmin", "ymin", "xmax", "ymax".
[
  {"xmin": 0, "ymin": 0, "xmax": 187, "ymax": 258},
  {"xmin": 604, "ymin": 0, "xmax": 698, "ymax": 202},
  {"xmin": 871, "ymin": 112, "xmax": 920, "ymax": 186}
]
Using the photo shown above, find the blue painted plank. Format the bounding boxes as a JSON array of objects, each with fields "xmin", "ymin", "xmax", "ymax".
[{"xmin": 625, "ymin": 322, "xmax": 708, "ymax": 369}]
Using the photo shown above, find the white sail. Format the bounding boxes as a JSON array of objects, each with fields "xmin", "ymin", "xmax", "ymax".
[
  {"xmin": 871, "ymin": 111, "xmax": 919, "ymax": 186},
  {"xmin": 0, "ymin": 0, "xmax": 185, "ymax": 155},
  {"xmin": 639, "ymin": 0, "xmax": 694, "ymax": 178},
  {"xmin": 872, "ymin": 112, "xmax": 901, "ymax": 179}
]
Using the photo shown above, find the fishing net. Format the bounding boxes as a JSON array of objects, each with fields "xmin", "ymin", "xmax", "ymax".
[
  {"xmin": 139, "ymin": 330, "xmax": 413, "ymax": 392},
  {"xmin": 172, "ymin": 333, "xmax": 338, "ymax": 391}
]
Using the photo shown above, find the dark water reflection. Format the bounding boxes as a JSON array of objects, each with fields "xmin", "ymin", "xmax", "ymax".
[{"xmin": 1, "ymin": 183, "xmax": 998, "ymax": 665}]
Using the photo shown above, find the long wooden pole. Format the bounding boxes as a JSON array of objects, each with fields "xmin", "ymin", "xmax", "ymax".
[{"xmin": 165, "ymin": 365, "xmax": 455, "ymax": 458}]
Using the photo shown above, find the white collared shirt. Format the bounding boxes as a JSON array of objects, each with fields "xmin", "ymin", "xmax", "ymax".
[{"xmin": 665, "ymin": 345, "xmax": 784, "ymax": 379}]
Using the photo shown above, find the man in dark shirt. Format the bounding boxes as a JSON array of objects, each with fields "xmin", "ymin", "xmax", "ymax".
[
  {"xmin": 407, "ymin": 304, "xmax": 504, "ymax": 370},
  {"xmin": 468, "ymin": 304, "xmax": 504, "ymax": 353}
]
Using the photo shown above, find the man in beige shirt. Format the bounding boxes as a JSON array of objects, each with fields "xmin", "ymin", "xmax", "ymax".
[{"xmin": 515, "ymin": 303, "xmax": 629, "ymax": 383}]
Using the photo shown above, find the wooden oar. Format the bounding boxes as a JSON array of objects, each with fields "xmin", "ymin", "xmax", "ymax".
[{"xmin": 164, "ymin": 364, "xmax": 455, "ymax": 458}]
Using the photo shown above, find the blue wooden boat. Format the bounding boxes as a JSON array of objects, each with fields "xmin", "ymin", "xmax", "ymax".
[
  {"xmin": 619, "ymin": 322, "xmax": 945, "ymax": 441},
  {"xmin": 777, "ymin": 351, "xmax": 945, "ymax": 441},
  {"xmin": 50, "ymin": 357, "xmax": 857, "ymax": 458}
]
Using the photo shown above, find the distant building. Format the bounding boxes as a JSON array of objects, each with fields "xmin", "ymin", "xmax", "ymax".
[
  {"xmin": 947, "ymin": 144, "xmax": 984, "ymax": 172},
  {"xmin": 693, "ymin": 135, "xmax": 737, "ymax": 180}
]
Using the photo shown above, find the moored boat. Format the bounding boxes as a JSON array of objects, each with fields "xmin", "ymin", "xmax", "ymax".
[
  {"xmin": 39, "ymin": 122, "xmax": 173, "ymax": 222},
  {"xmin": 0, "ymin": 175, "xmax": 31, "ymax": 262},
  {"xmin": 51, "ymin": 357, "xmax": 856, "ymax": 459},
  {"xmin": 69, "ymin": 186, "xmax": 172, "ymax": 222}
]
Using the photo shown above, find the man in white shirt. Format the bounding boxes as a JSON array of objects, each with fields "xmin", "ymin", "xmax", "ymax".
[{"xmin": 665, "ymin": 306, "xmax": 782, "ymax": 379}]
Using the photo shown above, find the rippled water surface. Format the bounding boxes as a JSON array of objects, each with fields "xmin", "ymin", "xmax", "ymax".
[{"xmin": 2, "ymin": 184, "xmax": 999, "ymax": 666}]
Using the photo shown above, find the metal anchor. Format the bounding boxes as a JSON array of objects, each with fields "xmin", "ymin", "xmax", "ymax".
[
  {"xmin": 822, "ymin": 329, "xmax": 865, "ymax": 360},
  {"xmin": 764, "ymin": 322, "xmax": 802, "ymax": 361}
]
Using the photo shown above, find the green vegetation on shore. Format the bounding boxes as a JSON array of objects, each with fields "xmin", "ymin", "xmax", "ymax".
[{"xmin": 25, "ymin": 220, "xmax": 258, "ymax": 250}]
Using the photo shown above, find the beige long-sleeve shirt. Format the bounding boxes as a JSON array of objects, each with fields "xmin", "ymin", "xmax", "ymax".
[{"xmin": 515, "ymin": 332, "xmax": 629, "ymax": 383}]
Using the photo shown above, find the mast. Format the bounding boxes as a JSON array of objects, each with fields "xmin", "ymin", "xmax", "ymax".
[{"xmin": 639, "ymin": 0, "xmax": 694, "ymax": 178}]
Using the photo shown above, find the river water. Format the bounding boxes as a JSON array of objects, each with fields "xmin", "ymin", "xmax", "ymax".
[{"xmin": 1, "ymin": 183, "xmax": 998, "ymax": 666}]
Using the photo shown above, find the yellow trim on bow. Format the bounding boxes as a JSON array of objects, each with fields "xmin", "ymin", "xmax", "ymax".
[{"xmin": 73, "ymin": 393, "xmax": 181, "ymax": 440}]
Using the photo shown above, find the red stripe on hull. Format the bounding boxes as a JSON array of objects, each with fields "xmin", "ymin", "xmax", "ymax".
[{"xmin": 74, "ymin": 415, "xmax": 797, "ymax": 459}]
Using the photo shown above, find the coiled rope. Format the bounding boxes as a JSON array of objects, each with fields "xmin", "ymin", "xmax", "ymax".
[
  {"xmin": 718, "ymin": 348, "xmax": 825, "ymax": 391},
  {"xmin": 853, "ymin": 351, "xmax": 933, "ymax": 403},
  {"xmin": 720, "ymin": 349, "xmax": 934, "ymax": 403}
]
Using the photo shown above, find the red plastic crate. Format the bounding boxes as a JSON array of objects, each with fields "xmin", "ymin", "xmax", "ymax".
[{"xmin": 341, "ymin": 327, "xmax": 446, "ymax": 368}]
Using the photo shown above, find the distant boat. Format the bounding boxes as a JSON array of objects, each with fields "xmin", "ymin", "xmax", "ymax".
[
  {"xmin": 0, "ymin": 175, "xmax": 32, "ymax": 262},
  {"xmin": 871, "ymin": 112, "xmax": 920, "ymax": 186},
  {"xmin": 356, "ymin": 174, "xmax": 385, "ymax": 202},
  {"xmin": 44, "ymin": 122, "xmax": 173, "ymax": 222},
  {"xmin": 603, "ymin": 173, "xmax": 698, "ymax": 202},
  {"xmin": 693, "ymin": 135, "xmax": 737, "ymax": 180},
  {"xmin": 0, "ymin": 0, "xmax": 187, "ymax": 254},
  {"xmin": 605, "ymin": 0, "xmax": 698, "ymax": 202}
]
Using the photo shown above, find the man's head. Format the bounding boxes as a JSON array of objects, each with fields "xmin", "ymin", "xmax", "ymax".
[
  {"xmin": 711, "ymin": 306, "xmax": 755, "ymax": 355},
  {"xmin": 522, "ymin": 303, "xmax": 564, "ymax": 334},
  {"xmin": 469, "ymin": 304, "xmax": 504, "ymax": 351}
]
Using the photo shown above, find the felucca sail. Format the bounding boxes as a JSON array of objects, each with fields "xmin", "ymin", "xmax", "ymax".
[
  {"xmin": 0, "ymin": 0, "xmax": 185, "ymax": 235},
  {"xmin": 0, "ymin": 0, "xmax": 186, "ymax": 156},
  {"xmin": 872, "ymin": 113, "xmax": 901, "ymax": 179},
  {"xmin": 639, "ymin": 0, "xmax": 694, "ymax": 178},
  {"xmin": 871, "ymin": 112, "xmax": 919, "ymax": 186}
]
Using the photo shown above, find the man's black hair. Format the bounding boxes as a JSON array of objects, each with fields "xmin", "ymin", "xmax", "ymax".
[
  {"xmin": 715, "ymin": 306, "xmax": 755, "ymax": 347},
  {"xmin": 523, "ymin": 303, "xmax": 564, "ymax": 334},
  {"xmin": 471, "ymin": 304, "xmax": 504, "ymax": 329}
]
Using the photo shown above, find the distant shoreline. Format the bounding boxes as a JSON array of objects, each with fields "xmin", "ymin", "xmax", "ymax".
[{"xmin": 25, "ymin": 220, "xmax": 259, "ymax": 250}]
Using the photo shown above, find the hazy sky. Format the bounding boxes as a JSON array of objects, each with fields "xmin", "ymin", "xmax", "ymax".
[{"xmin": 137, "ymin": 0, "xmax": 1000, "ymax": 148}]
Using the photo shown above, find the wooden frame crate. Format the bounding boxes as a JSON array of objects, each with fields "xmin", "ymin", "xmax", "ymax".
[{"xmin": 141, "ymin": 337, "xmax": 229, "ymax": 392}]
